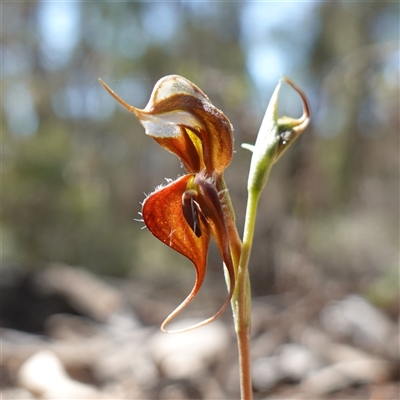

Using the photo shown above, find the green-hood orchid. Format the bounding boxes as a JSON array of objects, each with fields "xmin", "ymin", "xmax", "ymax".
[{"xmin": 100, "ymin": 75, "xmax": 236, "ymax": 332}]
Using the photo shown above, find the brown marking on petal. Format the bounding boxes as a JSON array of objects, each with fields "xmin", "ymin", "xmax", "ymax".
[
  {"xmin": 100, "ymin": 76, "xmax": 234, "ymax": 175},
  {"xmin": 149, "ymin": 75, "xmax": 211, "ymax": 106},
  {"xmin": 148, "ymin": 94, "xmax": 234, "ymax": 174},
  {"xmin": 152, "ymin": 127, "xmax": 203, "ymax": 173}
]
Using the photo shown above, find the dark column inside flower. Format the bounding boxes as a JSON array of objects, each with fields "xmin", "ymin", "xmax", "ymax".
[{"xmin": 182, "ymin": 189, "xmax": 202, "ymax": 238}]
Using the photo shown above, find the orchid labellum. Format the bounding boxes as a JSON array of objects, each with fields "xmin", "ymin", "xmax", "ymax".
[{"xmin": 100, "ymin": 76, "xmax": 236, "ymax": 332}]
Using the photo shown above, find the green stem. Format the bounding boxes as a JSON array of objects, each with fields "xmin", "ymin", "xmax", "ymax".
[{"xmin": 232, "ymin": 187, "xmax": 261, "ymax": 400}]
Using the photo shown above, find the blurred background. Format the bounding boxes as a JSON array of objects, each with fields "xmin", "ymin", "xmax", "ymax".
[{"xmin": 2, "ymin": 1, "xmax": 399, "ymax": 399}]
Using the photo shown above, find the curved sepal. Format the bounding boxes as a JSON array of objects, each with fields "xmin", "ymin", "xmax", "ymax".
[
  {"xmin": 99, "ymin": 76, "xmax": 234, "ymax": 175},
  {"xmin": 275, "ymin": 77, "xmax": 311, "ymax": 162}
]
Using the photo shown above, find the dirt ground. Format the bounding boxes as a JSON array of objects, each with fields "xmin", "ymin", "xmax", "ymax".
[{"xmin": 2, "ymin": 263, "xmax": 399, "ymax": 399}]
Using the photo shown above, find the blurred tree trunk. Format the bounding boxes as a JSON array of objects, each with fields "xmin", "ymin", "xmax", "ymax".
[{"xmin": 307, "ymin": 2, "xmax": 386, "ymax": 206}]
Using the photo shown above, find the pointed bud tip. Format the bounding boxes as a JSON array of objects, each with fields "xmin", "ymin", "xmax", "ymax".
[
  {"xmin": 280, "ymin": 76, "xmax": 311, "ymax": 126},
  {"xmin": 270, "ymin": 80, "xmax": 283, "ymax": 116},
  {"xmin": 273, "ymin": 77, "xmax": 311, "ymax": 163}
]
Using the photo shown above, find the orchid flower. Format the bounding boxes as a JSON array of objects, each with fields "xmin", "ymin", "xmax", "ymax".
[
  {"xmin": 100, "ymin": 76, "xmax": 237, "ymax": 332},
  {"xmin": 101, "ymin": 73, "xmax": 310, "ymax": 399}
]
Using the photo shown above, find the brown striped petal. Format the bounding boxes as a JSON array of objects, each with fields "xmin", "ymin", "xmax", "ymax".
[{"xmin": 100, "ymin": 76, "xmax": 234, "ymax": 175}]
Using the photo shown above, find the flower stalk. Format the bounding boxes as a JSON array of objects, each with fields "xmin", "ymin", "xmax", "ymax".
[{"xmin": 234, "ymin": 77, "xmax": 310, "ymax": 398}]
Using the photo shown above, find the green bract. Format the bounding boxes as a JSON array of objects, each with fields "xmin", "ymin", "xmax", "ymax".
[{"xmin": 244, "ymin": 77, "xmax": 310, "ymax": 194}]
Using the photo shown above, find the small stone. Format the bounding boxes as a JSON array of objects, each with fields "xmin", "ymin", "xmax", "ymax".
[
  {"xmin": 302, "ymin": 357, "xmax": 392, "ymax": 395},
  {"xmin": 35, "ymin": 264, "xmax": 123, "ymax": 323},
  {"xmin": 18, "ymin": 350, "xmax": 101, "ymax": 399},
  {"xmin": 44, "ymin": 313, "xmax": 100, "ymax": 340},
  {"xmin": 320, "ymin": 295, "xmax": 395, "ymax": 354},
  {"xmin": 277, "ymin": 343, "xmax": 320, "ymax": 382},
  {"xmin": 149, "ymin": 319, "xmax": 229, "ymax": 379},
  {"xmin": 252, "ymin": 356, "xmax": 281, "ymax": 392},
  {"xmin": 251, "ymin": 329, "xmax": 285, "ymax": 359}
]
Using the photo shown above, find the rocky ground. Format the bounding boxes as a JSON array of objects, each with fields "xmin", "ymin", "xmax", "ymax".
[{"xmin": 2, "ymin": 264, "xmax": 399, "ymax": 399}]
